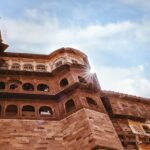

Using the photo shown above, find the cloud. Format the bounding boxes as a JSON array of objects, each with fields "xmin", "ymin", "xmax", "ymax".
[
  {"xmin": 1, "ymin": 12, "xmax": 150, "ymax": 98},
  {"xmin": 97, "ymin": 65, "xmax": 150, "ymax": 98},
  {"xmin": 1, "ymin": 17, "xmax": 150, "ymax": 52},
  {"xmin": 2, "ymin": 16, "xmax": 150, "ymax": 53}
]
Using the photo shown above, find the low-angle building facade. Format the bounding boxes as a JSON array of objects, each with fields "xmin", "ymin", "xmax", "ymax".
[{"xmin": 0, "ymin": 32, "xmax": 150, "ymax": 150}]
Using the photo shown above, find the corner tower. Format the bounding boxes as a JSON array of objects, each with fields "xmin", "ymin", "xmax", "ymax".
[{"xmin": 0, "ymin": 46, "xmax": 123, "ymax": 150}]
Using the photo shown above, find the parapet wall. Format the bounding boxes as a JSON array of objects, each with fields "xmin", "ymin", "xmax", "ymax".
[
  {"xmin": 0, "ymin": 108, "xmax": 123, "ymax": 150},
  {"xmin": 102, "ymin": 93, "xmax": 150, "ymax": 120}
]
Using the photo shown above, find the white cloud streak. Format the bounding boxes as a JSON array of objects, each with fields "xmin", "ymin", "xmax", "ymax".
[
  {"xmin": 2, "ymin": 15, "xmax": 150, "ymax": 53},
  {"xmin": 1, "ymin": 12, "xmax": 150, "ymax": 98},
  {"xmin": 97, "ymin": 65, "xmax": 150, "ymax": 98}
]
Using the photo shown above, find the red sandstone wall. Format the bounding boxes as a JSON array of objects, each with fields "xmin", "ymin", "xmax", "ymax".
[
  {"xmin": 0, "ymin": 109, "xmax": 123, "ymax": 150},
  {"xmin": 107, "ymin": 96, "xmax": 150, "ymax": 119}
]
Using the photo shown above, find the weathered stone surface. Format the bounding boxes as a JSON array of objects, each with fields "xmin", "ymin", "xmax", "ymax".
[{"xmin": 0, "ymin": 109, "xmax": 123, "ymax": 150}]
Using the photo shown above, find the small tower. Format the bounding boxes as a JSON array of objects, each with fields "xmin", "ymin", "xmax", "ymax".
[{"xmin": 0, "ymin": 31, "xmax": 8, "ymax": 53}]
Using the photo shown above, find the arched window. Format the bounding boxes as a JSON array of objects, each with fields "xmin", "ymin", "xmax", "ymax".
[
  {"xmin": 5, "ymin": 105, "xmax": 18, "ymax": 116},
  {"xmin": 22, "ymin": 83, "xmax": 34, "ymax": 91},
  {"xmin": 22, "ymin": 105, "xmax": 35, "ymax": 112},
  {"xmin": 54, "ymin": 57, "xmax": 65, "ymax": 68},
  {"xmin": 10, "ymin": 84, "xmax": 18, "ymax": 90},
  {"xmin": 8, "ymin": 80, "xmax": 22, "ymax": 90},
  {"xmin": 78, "ymin": 76, "xmax": 87, "ymax": 84},
  {"xmin": 65, "ymin": 99, "xmax": 75, "ymax": 113},
  {"xmin": 22, "ymin": 105, "xmax": 35, "ymax": 117},
  {"xmin": 86, "ymin": 97, "xmax": 97, "ymax": 106},
  {"xmin": 60, "ymin": 78, "xmax": 69, "ymax": 87},
  {"xmin": 39, "ymin": 106, "xmax": 53, "ymax": 116},
  {"xmin": 11, "ymin": 63, "xmax": 20, "ymax": 70},
  {"xmin": 0, "ymin": 82, "xmax": 5, "ymax": 90},
  {"xmin": 37, "ymin": 84, "xmax": 49, "ymax": 92},
  {"xmin": 143, "ymin": 125, "xmax": 150, "ymax": 134},
  {"xmin": 23, "ymin": 64, "xmax": 33, "ymax": 71},
  {"xmin": 36, "ymin": 65, "xmax": 46, "ymax": 72}
]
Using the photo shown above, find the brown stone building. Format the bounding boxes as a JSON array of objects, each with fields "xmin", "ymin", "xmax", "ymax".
[{"xmin": 0, "ymin": 32, "xmax": 150, "ymax": 150}]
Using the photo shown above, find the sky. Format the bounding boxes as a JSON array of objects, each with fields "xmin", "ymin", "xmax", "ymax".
[{"xmin": 0, "ymin": 0, "xmax": 150, "ymax": 98}]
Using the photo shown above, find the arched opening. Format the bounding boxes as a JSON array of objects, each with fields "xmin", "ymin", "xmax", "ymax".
[
  {"xmin": 60, "ymin": 78, "xmax": 69, "ymax": 87},
  {"xmin": 22, "ymin": 105, "xmax": 35, "ymax": 117},
  {"xmin": 22, "ymin": 105, "xmax": 35, "ymax": 112},
  {"xmin": 5, "ymin": 105, "xmax": 18, "ymax": 116},
  {"xmin": 22, "ymin": 83, "xmax": 34, "ymax": 91},
  {"xmin": 0, "ymin": 82, "xmax": 5, "ymax": 90},
  {"xmin": 23, "ymin": 64, "xmax": 33, "ymax": 71},
  {"xmin": 8, "ymin": 80, "xmax": 22, "ymax": 90},
  {"xmin": 65, "ymin": 99, "xmax": 75, "ymax": 113},
  {"xmin": 143, "ymin": 125, "xmax": 150, "ymax": 134},
  {"xmin": 78, "ymin": 76, "xmax": 87, "ymax": 84},
  {"xmin": 10, "ymin": 84, "xmax": 18, "ymax": 90},
  {"xmin": 39, "ymin": 106, "xmax": 53, "ymax": 116},
  {"xmin": 37, "ymin": 84, "xmax": 49, "ymax": 92},
  {"xmin": 54, "ymin": 57, "xmax": 65, "ymax": 68},
  {"xmin": 86, "ymin": 97, "xmax": 97, "ymax": 106},
  {"xmin": 36, "ymin": 65, "xmax": 46, "ymax": 72},
  {"xmin": 11, "ymin": 63, "xmax": 20, "ymax": 70}
]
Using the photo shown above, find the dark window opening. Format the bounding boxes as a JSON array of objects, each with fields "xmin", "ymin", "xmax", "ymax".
[
  {"xmin": 78, "ymin": 76, "xmax": 87, "ymax": 84},
  {"xmin": 6, "ymin": 105, "xmax": 18, "ymax": 116},
  {"xmin": 37, "ymin": 84, "xmax": 49, "ymax": 92},
  {"xmin": 86, "ymin": 97, "xmax": 97, "ymax": 106},
  {"xmin": 10, "ymin": 84, "xmax": 18, "ymax": 90},
  {"xmin": 65, "ymin": 99, "xmax": 75, "ymax": 113},
  {"xmin": 39, "ymin": 106, "xmax": 53, "ymax": 116},
  {"xmin": 55, "ymin": 61, "xmax": 62, "ymax": 67},
  {"xmin": 0, "ymin": 82, "xmax": 5, "ymax": 90},
  {"xmin": 22, "ymin": 105, "xmax": 35, "ymax": 112},
  {"xmin": 11, "ymin": 63, "xmax": 20, "ymax": 70},
  {"xmin": 22, "ymin": 83, "xmax": 34, "ymax": 91},
  {"xmin": 36, "ymin": 65, "xmax": 46, "ymax": 72},
  {"xmin": 60, "ymin": 78, "xmax": 69, "ymax": 87},
  {"xmin": 23, "ymin": 64, "xmax": 33, "ymax": 71},
  {"xmin": 8, "ymin": 80, "xmax": 22, "ymax": 90},
  {"xmin": 143, "ymin": 125, "xmax": 150, "ymax": 134},
  {"xmin": 22, "ymin": 105, "xmax": 35, "ymax": 117}
]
